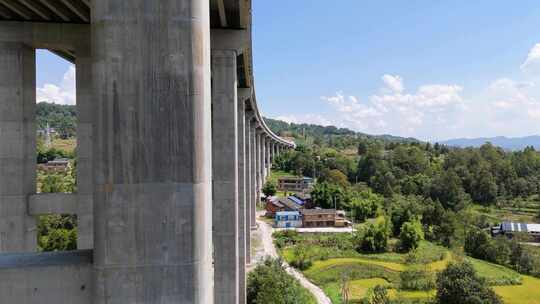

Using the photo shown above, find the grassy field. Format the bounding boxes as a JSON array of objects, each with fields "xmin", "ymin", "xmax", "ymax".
[
  {"xmin": 470, "ymin": 196, "xmax": 540, "ymax": 223},
  {"xmin": 276, "ymin": 232, "xmax": 540, "ymax": 304},
  {"xmin": 51, "ymin": 137, "xmax": 77, "ymax": 154}
]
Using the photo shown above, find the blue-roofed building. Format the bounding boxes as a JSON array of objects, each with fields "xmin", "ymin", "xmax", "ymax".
[
  {"xmin": 275, "ymin": 211, "xmax": 302, "ymax": 228},
  {"xmin": 492, "ymin": 221, "xmax": 540, "ymax": 241}
]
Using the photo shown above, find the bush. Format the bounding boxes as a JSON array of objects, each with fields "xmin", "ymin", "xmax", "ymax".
[
  {"xmin": 290, "ymin": 244, "xmax": 313, "ymax": 270},
  {"xmin": 349, "ymin": 190, "xmax": 384, "ymax": 221},
  {"xmin": 354, "ymin": 217, "xmax": 392, "ymax": 253},
  {"xmin": 436, "ymin": 262, "xmax": 503, "ymax": 304},
  {"xmin": 361, "ymin": 285, "xmax": 391, "ymax": 304},
  {"xmin": 247, "ymin": 258, "xmax": 316, "ymax": 304},
  {"xmin": 262, "ymin": 180, "xmax": 278, "ymax": 197},
  {"xmin": 464, "ymin": 229, "xmax": 493, "ymax": 261},
  {"xmin": 399, "ymin": 266, "xmax": 435, "ymax": 291},
  {"xmin": 398, "ymin": 218, "xmax": 424, "ymax": 251},
  {"xmin": 273, "ymin": 230, "xmax": 299, "ymax": 249}
]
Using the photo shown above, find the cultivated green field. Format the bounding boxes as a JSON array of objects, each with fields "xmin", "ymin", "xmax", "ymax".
[{"xmin": 276, "ymin": 233, "xmax": 540, "ymax": 304}]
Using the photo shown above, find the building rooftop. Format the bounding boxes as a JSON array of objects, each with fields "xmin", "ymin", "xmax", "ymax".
[
  {"xmin": 301, "ymin": 209, "xmax": 336, "ymax": 215},
  {"xmin": 278, "ymin": 198, "xmax": 303, "ymax": 211},
  {"xmin": 276, "ymin": 211, "xmax": 300, "ymax": 216},
  {"xmin": 501, "ymin": 222, "xmax": 540, "ymax": 233}
]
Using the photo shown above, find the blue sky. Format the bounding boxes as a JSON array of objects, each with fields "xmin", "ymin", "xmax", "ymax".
[{"xmin": 37, "ymin": 1, "xmax": 540, "ymax": 141}]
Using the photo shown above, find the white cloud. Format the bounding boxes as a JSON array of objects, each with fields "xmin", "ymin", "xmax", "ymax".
[
  {"xmin": 521, "ymin": 43, "xmax": 540, "ymax": 73},
  {"xmin": 275, "ymin": 114, "xmax": 334, "ymax": 127},
  {"xmin": 381, "ymin": 74, "xmax": 404, "ymax": 93},
  {"xmin": 37, "ymin": 65, "xmax": 76, "ymax": 105},
  {"xmin": 316, "ymin": 76, "xmax": 467, "ymax": 139}
]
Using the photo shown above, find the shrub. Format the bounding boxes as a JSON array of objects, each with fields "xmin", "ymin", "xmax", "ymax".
[
  {"xmin": 349, "ymin": 190, "xmax": 384, "ymax": 221},
  {"xmin": 464, "ymin": 229, "xmax": 492, "ymax": 260},
  {"xmin": 247, "ymin": 258, "xmax": 316, "ymax": 304},
  {"xmin": 355, "ymin": 217, "xmax": 392, "ymax": 253},
  {"xmin": 290, "ymin": 244, "xmax": 313, "ymax": 270},
  {"xmin": 262, "ymin": 180, "xmax": 277, "ymax": 197},
  {"xmin": 361, "ymin": 285, "xmax": 391, "ymax": 304},
  {"xmin": 436, "ymin": 262, "xmax": 503, "ymax": 304},
  {"xmin": 398, "ymin": 218, "xmax": 424, "ymax": 251},
  {"xmin": 399, "ymin": 266, "xmax": 435, "ymax": 291}
]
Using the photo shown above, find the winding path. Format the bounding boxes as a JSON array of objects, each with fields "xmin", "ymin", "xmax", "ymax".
[{"xmin": 256, "ymin": 217, "xmax": 332, "ymax": 304}]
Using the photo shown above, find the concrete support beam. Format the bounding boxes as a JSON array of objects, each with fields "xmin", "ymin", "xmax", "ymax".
[
  {"xmin": 0, "ymin": 21, "xmax": 88, "ymax": 52},
  {"xmin": 211, "ymin": 49, "xmax": 239, "ymax": 304},
  {"xmin": 237, "ymin": 97, "xmax": 247, "ymax": 304},
  {"xmin": 92, "ymin": 1, "xmax": 213, "ymax": 303},
  {"xmin": 211, "ymin": 29, "xmax": 249, "ymax": 54},
  {"xmin": 245, "ymin": 117, "xmax": 252, "ymax": 262},
  {"xmin": 0, "ymin": 42, "xmax": 36, "ymax": 253},
  {"xmin": 28, "ymin": 193, "xmax": 77, "ymax": 215},
  {"xmin": 0, "ymin": 250, "xmax": 93, "ymax": 303},
  {"xmin": 75, "ymin": 42, "xmax": 93, "ymax": 250}
]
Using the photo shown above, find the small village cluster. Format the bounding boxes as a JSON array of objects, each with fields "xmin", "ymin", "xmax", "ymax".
[{"xmin": 264, "ymin": 176, "xmax": 351, "ymax": 228}]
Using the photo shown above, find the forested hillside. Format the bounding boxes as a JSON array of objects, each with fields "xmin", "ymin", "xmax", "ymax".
[
  {"xmin": 265, "ymin": 118, "xmax": 540, "ymax": 303},
  {"xmin": 36, "ymin": 102, "xmax": 76, "ymax": 139},
  {"xmin": 264, "ymin": 117, "xmax": 419, "ymax": 150}
]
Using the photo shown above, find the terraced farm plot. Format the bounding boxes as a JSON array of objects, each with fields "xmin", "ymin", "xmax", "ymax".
[
  {"xmin": 493, "ymin": 276, "xmax": 540, "ymax": 304},
  {"xmin": 278, "ymin": 234, "xmax": 540, "ymax": 304}
]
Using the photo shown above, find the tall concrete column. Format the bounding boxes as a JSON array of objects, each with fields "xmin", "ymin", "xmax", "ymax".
[
  {"xmin": 245, "ymin": 117, "xmax": 253, "ymax": 260},
  {"xmin": 266, "ymin": 139, "xmax": 272, "ymax": 178},
  {"xmin": 92, "ymin": 1, "xmax": 213, "ymax": 303},
  {"xmin": 75, "ymin": 43, "xmax": 93, "ymax": 250},
  {"xmin": 261, "ymin": 134, "xmax": 268, "ymax": 183},
  {"xmin": 212, "ymin": 49, "xmax": 239, "ymax": 304},
  {"xmin": 0, "ymin": 42, "xmax": 36, "ymax": 252},
  {"xmin": 236, "ymin": 97, "xmax": 247, "ymax": 304},
  {"xmin": 251, "ymin": 126, "xmax": 258, "ymax": 230}
]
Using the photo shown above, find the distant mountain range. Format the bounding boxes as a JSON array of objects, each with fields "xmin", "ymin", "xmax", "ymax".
[{"xmin": 439, "ymin": 136, "xmax": 540, "ymax": 151}]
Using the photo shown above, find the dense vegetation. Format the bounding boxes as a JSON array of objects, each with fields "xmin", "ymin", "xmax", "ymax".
[
  {"xmin": 247, "ymin": 258, "xmax": 316, "ymax": 304},
  {"xmin": 266, "ymin": 118, "xmax": 540, "ymax": 303},
  {"xmin": 35, "ymin": 102, "xmax": 78, "ymax": 251},
  {"xmin": 36, "ymin": 102, "xmax": 77, "ymax": 139}
]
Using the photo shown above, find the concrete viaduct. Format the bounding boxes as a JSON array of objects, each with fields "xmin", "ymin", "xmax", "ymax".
[{"xmin": 0, "ymin": 1, "xmax": 294, "ymax": 303}]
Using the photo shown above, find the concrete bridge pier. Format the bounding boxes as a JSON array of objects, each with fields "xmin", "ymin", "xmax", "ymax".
[
  {"xmin": 250, "ymin": 124, "xmax": 258, "ymax": 230},
  {"xmin": 246, "ymin": 117, "xmax": 255, "ymax": 248},
  {"xmin": 75, "ymin": 41, "xmax": 93, "ymax": 250},
  {"xmin": 91, "ymin": 1, "xmax": 213, "ymax": 303},
  {"xmin": 0, "ymin": 41, "xmax": 37, "ymax": 253},
  {"xmin": 211, "ymin": 49, "xmax": 239, "ymax": 304}
]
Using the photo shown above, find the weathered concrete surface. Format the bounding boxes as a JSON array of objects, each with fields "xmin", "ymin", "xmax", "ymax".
[
  {"xmin": 0, "ymin": 250, "xmax": 93, "ymax": 304},
  {"xmin": 262, "ymin": 135, "xmax": 267, "ymax": 183},
  {"xmin": 0, "ymin": 21, "xmax": 89, "ymax": 51},
  {"xmin": 28, "ymin": 193, "xmax": 77, "ymax": 215},
  {"xmin": 0, "ymin": 42, "xmax": 36, "ymax": 253},
  {"xmin": 252, "ymin": 128, "xmax": 260, "ymax": 229},
  {"xmin": 75, "ymin": 42, "xmax": 93, "ymax": 250},
  {"xmin": 245, "ymin": 117, "xmax": 253, "ymax": 263},
  {"xmin": 237, "ymin": 97, "xmax": 247, "ymax": 304},
  {"xmin": 91, "ymin": 1, "xmax": 213, "ymax": 303},
  {"xmin": 212, "ymin": 49, "xmax": 239, "ymax": 304}
]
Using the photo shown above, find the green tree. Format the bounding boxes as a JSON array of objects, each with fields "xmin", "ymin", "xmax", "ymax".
[
  {"xmin": 399, "ymin": 218, "xmax": 425, "ymax": 251},
  {"xmin": 262, "ymin": 180, "xmax": 277, "ymax": 197},
  {"xmin": 321, "ymin": 169, "xmax": 350, "ymax": 188},
  {"xmin": 436, "ymin": 262, "xmax": 502, "ymax": 304},
  {"xmin": 354, "ymin": 217, "xmax": 391, "ymax": 253},
  {"xmin": 349, "ymin": 190, "xmax": 384, "ymax": 221},
  {"xmin": 430, "ymin": 170, "xmax": 469, "ymax": 210},
  {"xmin": 247, "ymin": 258, "xmax": 316, "ymax": 304}
]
